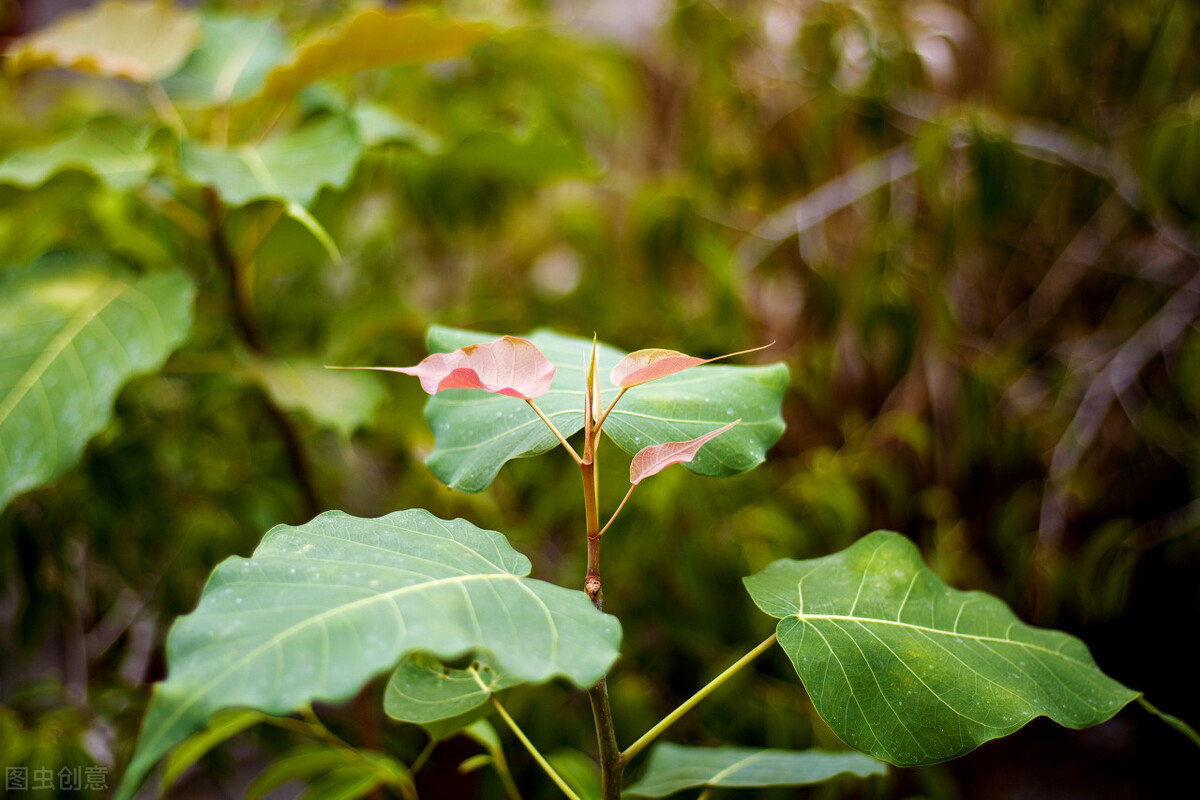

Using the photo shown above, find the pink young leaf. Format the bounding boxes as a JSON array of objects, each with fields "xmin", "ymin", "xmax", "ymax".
[
  {"xmin": 609, "ymin": 343, "xmax": 773, "ymax": 388},
  {"xmin": 629, "ymin": 420, "xmax": 740, "ymax": 485},
  {"xmin": 330, "ymin": 336, "xmax": 556, "ymax": 400}
]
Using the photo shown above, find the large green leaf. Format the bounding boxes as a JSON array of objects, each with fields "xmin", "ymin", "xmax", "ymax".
[
  {"xmin": 0, "ymin": 117, "xmax": 155, "ymax": 192},
  {"xmin": 161, "ymin": 14, "xmax": 289, "ymax": 105},
  {"xmin": 384, "ymin": 653, "xmax": 518, "ymax": 739},
  {"xmin": 236, "ymin": 356, "xmax": 385, "ymax": 438},
  {"xmin": 179, "ymin": 114, "xmax": 362, "ymax": 208},
  {"xmin": 423, "ymin": 327, "xmax": 788, "ymax": 492},
  {"xmin": 743, "ymin": 532, "xmax": 1139, "ymax": 766},
  {"xmin": 115, "ymin": 509, "xmax": 621, "ymax": 800},
  {"xmin": 0, "ymin": 253, "xmax": 196, "ymax": 511},
  {"xmin": 623, "ymin": 743, "xmax": 886, "ymax": 797}
]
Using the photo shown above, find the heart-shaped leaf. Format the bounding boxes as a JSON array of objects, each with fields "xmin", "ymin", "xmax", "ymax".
[
  {"xmin": 0, "ymin": 117, "xmax": 155, "ymax": 192},
  {"xmin": 161, "ymin": 13, "xmax": 289, "ymax": 105},
  {"xmin": 624, "ymin": 743, "xmax": 886, "ymax": 797},
  {"xmin": 384, "ymin": 654, "xmax": 518, "ymax": 740},
  {"xmin": 115, "ymin": 509, "xmax": 621, "ymax": 800},
  {"xmin": 337, "ymin": 336, "xmax": 555, "ymax": 400},
  {"xmin": 611, "ymin": 344, "xmax": 772, "ymax": 389},
  {"xmin": 4, "ymin": 0, "xmax": 200, "ymax": 82},
  {"xmin": 0, "ymin": 253, "xmax": 196, "ymax": 511},
  {"xmin": 743, "ymin": 532, "xmax": 1139, "ymax": 766},
  {"xmin": 244, "ymin": 8, "xmax": 490, "ymax": 104},
  {"xmin": 420, "ymin": 327, "xmax": 788, "ymax": 492},
  {"xmin": 630, "ymin": 420, "xmax": 739, "ymax": 485}
]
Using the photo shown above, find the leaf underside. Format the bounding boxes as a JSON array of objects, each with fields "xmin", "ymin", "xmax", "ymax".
[
  {"xmin": 743, "ymin": 532, "xmax": 1139, "ymax": 766},
  {"xmin": 384, "ymin": 653, "xmax": 518, "ymax": 739},
  {"xmin": 115, "ymin": 509, "xmax": 621, "ymax": 800},
  {"xmin": 624, "ymin": 743, "xmax": 886, "ymax": 797},
  {"xmin": 0, "ymin": 253, "xmax": 196, "ymax": 511},
  {"xmin": 422, "ymin": 326, "xmax": 788, "ymax": 492}
]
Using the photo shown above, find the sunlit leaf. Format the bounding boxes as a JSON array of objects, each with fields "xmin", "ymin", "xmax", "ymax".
[
  {"xmin": 246, "ymin": 8, "xmax": 490, "ymax": 102},
  {"xmin": 0, "ymin": 117, "xmax": 154, "ymax": 192},
  {"xmin": 335, "ymin": 336, "xmax": 555, "ymax": 400},
  {"xmin": 384, "ymin": 654, "xmax": 517, "ymax": 739},
  {"xmin": 179, "ymin": 114, "xmax": 362, "ymax": 208},
  {"xmin": 115, "ymin": 509, "xmax": 621, "ymax": 800},
  {"xmin": 421, "ymin": 327, "xmax": 787, "ymax": 492},
  {"xmin": 743, "ymin": 532, "xmax": 1139, "ymax": 766},
  {"xmin": 0, "ymin": 253, "xmax": 196, "ymax": 511},
  {"xmin": 162, "ymin": 13, "xmax": 289, "ymax": 104},
  {"xmin": 611, "ymin": 343, "xmax": 773, "ymax": 388},
  {"xmin": 624, "ymin": 743, "xmax": 886, "ymax": 797},
  {"xmin": 630, "ymin": 420, "xmax": 739, "ymax": 485},
  {"xmin": 237, "ymin": 357, "xmax": 385, "ymax": 438},
  {"xmin": 4, "ymin": 0, "xmax": 200, "ymax": 82}
]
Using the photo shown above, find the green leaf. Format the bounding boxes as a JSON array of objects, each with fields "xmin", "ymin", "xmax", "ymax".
[
  {"xmin": 422, "ymin": 327, "xmax": 787, "ymax": 492},
  {"xmin": 0, "ymin": 253, "xmax": 196, "ymax": 511},
  {"xmin": 547, "ymin": 749, "xmax": 602, "ymax": 800},
  {"xmin": 298, "ymin": 763, "xmax": 384, "ymax": 800},
  {"xmin": 384, "ymin": 654, "xmax": 517, "ymax": 739},
  {"xmin": 160, "ymin": 709, "xmax": 264, "ymax": 794},
  {"xmin": 353, "ymin": 102, "xmax": 443, "ymax": 153},
  {"xmin": 4, "ymin": 0, "xmax": 201, "ymax": 82},
  {"xmin": 438, "ymin": 128, "xmax": 593, "ymax": 183},
  {"xmin": 179, "ymin": 114, "xmax": 362, "ymax": 209},
  {"xmin": 623, "ymin": 743, "xmax": 886, "ymax": 797},
  {"xmin": 246, "ymin": 8, "xmax": 490, "ymax": 103},
  {"xmin": 237, "ymin": 357, "xmax": 385, "ymax": 438},
  {"xmin": 743, "ymin": 532, "xmax": 1140, "ymax": 766},
  {"xmin": 162, "ymin": 14, "xmax": 289, "ymax": 105},
  {"xmin": 246, "ymin": 744, "xmax": 360, "ymax": 800},
  {"xmin": 115, "ymin": 509, "xmax": 621, "ymax": 800},
  {"xmin": 0, "ymin": 117, "xmax": 155, "ymax": 192}
]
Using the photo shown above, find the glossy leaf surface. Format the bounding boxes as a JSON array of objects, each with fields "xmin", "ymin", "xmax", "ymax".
[
  {"xmin": 162, "ymin": 14, "xmax": 288, "ymax": 104},
  {"xmin": 0, "ymin": 117, "xmax": 154, "ymax": 192},
  {"xmin": 116, "ymin": 509, "xmax": 621, "ymax": 800},
  {"xmin": 624, "ymin": 743, "xmax": 886, "ymax": 797},
  {"xmin": 422, "ymin": 327, "xmax": 788, "ymax": 492},
  {"xmin": 630, "ymin": 420, "xmax": 739, "ymax": 485},
  {"xmin": 247, "ymin": 8, "xmax": 490, "ymax": 102},
  {"xmin": 5, "ymin": 0, "xmax": 200, "ymax": 81},
  {"xmin": 0, "ymin": 254, "xmax": 196, "ymax": 511},
  {"xmin": 743, "ymin": 532, "xmax": 1139, "ymax": 766},
  {"xmin": 238, "ymin": 357, "xmax": 385, "ymax": 438}
]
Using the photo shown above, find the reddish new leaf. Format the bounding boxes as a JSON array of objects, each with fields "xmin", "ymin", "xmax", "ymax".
[
  {"xmin": 331, "ymin": 336, "xmax": 555, "ymax": 400},
  {"xmin": 610, "ymin": 343, "xmax": 772, "ymax": 388},
  {"xmin": 630, "ymin": 420, "xmax": 740, "ymax": 485}
]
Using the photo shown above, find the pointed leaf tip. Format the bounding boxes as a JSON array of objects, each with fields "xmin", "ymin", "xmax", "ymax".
[
  {"xmin": 333, "ymin": 336, "xmax": 556, "ymax": 400},
  {"xmin": 610, "ymin": 342, "xmax": 774, "ymax": 388},
  {"xmin": 630, "ymin": 420, "xmax": 740, "ymax": 484}
]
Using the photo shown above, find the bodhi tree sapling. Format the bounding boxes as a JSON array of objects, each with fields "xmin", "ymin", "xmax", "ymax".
[{"xmin": 115, "ymin": 327, "xmax": 1196, "ymax": 800}]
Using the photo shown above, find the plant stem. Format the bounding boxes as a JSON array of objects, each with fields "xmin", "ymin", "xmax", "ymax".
[
  {"xmin": 409, "ymin": 739, "xmax": 436, "ymax": 774},
  {"xmin": 621, "ymin": 633, "xmax": 778, "ymax": 763},
  {"xmin": 588, "ymin": 678, "xmax": 623, "ymax": 799},
  {"xmin": 526, "ymin": 399, "xmax": 583, "ymax": 464},
  {"xmin": 594, "ymin": 387, "xmax": 627, "ymax": 433},
  {"xmin": 598, "ymin": 483, "xmax": 636, "ymax": 538},
  {"xmin": 489, "ymin": 696, "xmax": 583, "ymax": 800},
  {"xmin": 1139, "ymin": 696, "xmax": 1200, "ymax": 748}
]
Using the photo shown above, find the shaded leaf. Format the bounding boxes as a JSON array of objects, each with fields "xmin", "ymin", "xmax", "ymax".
[
  {"xmin": 547, "ymin": 749, "xmax": 601, "ymax": 800},
  {"xmin": 438, "ymin": 127, "xmax": 593, "ymax": 183},
  {"xmin": 0, "ymin": 253, "xmax": 196, "ymax": 511},
  {"xmin": 115, "ymin": 509, "xmax": 621, "ymax": 800},
  {"xmin": 611, "ymin": 343, "xmax": 772, "ymax": 388},
  {"xmin": 297, "ymin": 763, "xmax": 384, "ymax": 800},
  {"xmin": 624, "ymin": 743, "xmax": 886, "ymax": 797},
  {"xmin": 247, "ymin": 744, "xmax": 359, "ymax": 800},
  {"xmin": 630, "ymin": 420, "xmax": 739, "ymax": 485},
  {"xmin": 247, "ymin": 9, "xmax": 490, "ymax": 102},
  {"xmin": 179, "ymin": 113, "xmax": 362, "ymax": 208},
  {"xmin": 4, "ymin": 0, "xmax": 200, "ymax": 82},
  {"xmin": 422, "ymin": 327, "xmax": 787, "ymax": 492},
  {"xmin": 384, "ymin": 654, "xmax": 516, "ymax": 740},
  {"xmin": 337, "ymin": 336, "xmax": 555, "ymax": 400},
  {"xmin": 238, "ymin": 357, "xmax": 385, "ymax": 438},
  {"xmin": 160, "ymin": 709, "xmax": 264, "ymax": 794},
  {"xmin": 354, "ymin": 101, "xmax": 443, "ymax": 153},
  {"xmin": 162, "ymin": 14, "xmax": 289, "ymax": 104},
  {"xmin": 743, "ymin": 532, "xmax": 1139, "ymax": 766},
  {"xmin": 0, "ymin": 117, "xmax": 155, "ymax": 192}
]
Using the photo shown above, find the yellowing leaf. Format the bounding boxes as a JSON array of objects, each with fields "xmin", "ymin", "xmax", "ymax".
[
  {"xmin": 4, "ymin": 0, "xmax": 201, "ymax": 82},
  {"xmin": 248, "ymin": 8, "xmax": 490, "ymax": 102}
]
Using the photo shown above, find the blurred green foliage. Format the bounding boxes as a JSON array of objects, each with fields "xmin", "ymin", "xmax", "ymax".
[{"xmin": 1, "ymin": 0, "xmax": 1198, "ymax": 797}]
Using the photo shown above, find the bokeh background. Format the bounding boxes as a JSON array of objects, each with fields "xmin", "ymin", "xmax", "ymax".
[{"xmin": 2, "ymin": 0, "xmax": 1199, "ymax": 797}]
